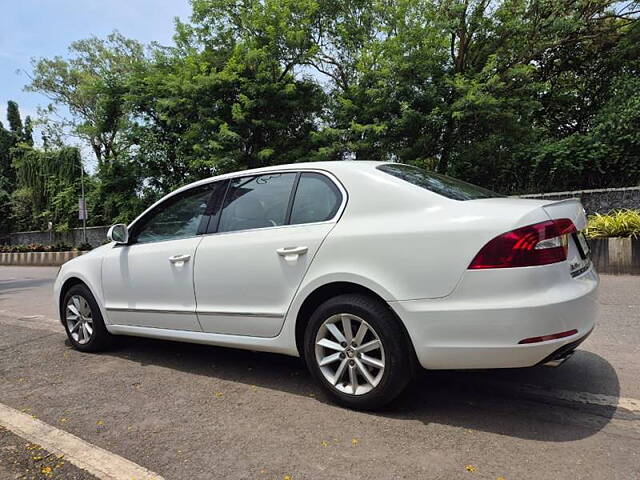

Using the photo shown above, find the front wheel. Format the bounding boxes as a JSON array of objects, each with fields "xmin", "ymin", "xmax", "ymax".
[
  {"xmin": 303, "ymin": 294, "xmax": 413, "ymax": 410},
  {"xmin": 62, "ymin": 284, "xmax": 113, "ymax": 352}
]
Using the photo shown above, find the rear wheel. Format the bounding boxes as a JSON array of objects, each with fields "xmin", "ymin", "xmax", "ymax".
[
  {"xmin": 304, "ymin": 293, "xmax": 413, "ymax": 410},
  {"xmin": 62, "ymin": 284, "xmax": 113, "ymax": 352}
]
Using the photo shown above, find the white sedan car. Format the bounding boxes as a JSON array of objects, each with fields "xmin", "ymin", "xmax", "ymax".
[{"xmin": 54, "ymin": 161, "xmax": 598, "ymax": 409}]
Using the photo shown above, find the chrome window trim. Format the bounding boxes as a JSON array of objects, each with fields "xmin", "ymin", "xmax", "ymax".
[
  {"xmin": 200, "ymin": 218, "xmax": 338, "ymax": 238},
  {"xmin": 202, "ymin": 168, "xmax": 348, "ymax": 238},
  {"xmin": 124, "ymin": 168, "xmax": 347, "ymax": 244}
]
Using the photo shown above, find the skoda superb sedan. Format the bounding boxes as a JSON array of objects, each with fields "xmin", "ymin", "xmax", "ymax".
[{"xmin": 54, "ymin": 161, "xmax": 598, "ymax": 409}]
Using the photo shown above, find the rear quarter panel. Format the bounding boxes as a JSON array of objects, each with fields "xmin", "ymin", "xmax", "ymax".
[{"xmin": 300, "ymin": 166, "xmax": 554, "ymax": 301}]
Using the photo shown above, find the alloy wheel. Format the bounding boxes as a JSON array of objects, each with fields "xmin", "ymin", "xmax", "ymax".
[
  {"xmin": 314, "ymin": 313, "xmax": 385, "ymax": 395},
  {"xmin": 66, "ymin": 295, "xmax": 94, "ymax": 345}
]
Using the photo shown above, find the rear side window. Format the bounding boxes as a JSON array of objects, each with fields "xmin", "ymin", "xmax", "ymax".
[
  {"xmin": 290, "ymin": 173, "xmax": 342, "ymax": 225},
  {"xmin": 218, "ymin": 173, "xmax": 296, "ymax": 233},
  {"xmin": 377, "ymin": 164, "xmax": 501, "ymax": 201}
]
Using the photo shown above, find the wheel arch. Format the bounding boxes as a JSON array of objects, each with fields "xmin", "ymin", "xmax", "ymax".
[
  {"xmin": 57, "ymin": 276, "xmax": 106, "ymax": 326},
  {"xmin": 293, "ymin": 281, "xmax": 416, "ymax": 362},
  {"xmin": 58, "ymin": 277, "xmax": 87, "ymax": 320}
]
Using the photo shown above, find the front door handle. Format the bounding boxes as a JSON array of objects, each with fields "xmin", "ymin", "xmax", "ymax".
[
  {"xmin": 276, "ymin": 246, "xmax": 308, "ymax": 261},
  {"xmin": 169, "ymin": 254, "xmax": 191, "ymax": 265}
]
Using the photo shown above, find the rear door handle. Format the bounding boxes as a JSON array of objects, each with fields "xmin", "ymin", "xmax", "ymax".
[
  {"xmin": 169, "ymin": 254, "xmax": 191, "ymax": 265},
  {"xmin": 276, "ymin": 246, "xmax": 308, "ymax": 261}
]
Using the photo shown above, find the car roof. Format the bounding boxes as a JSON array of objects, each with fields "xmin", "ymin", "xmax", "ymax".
[
  {"xmin": 172, "ymin": 160, "xmax": 388, "ymax": 195},
  {"xmin": 128, "ymin": 160, "xmax": 447, "ymax": 229}
]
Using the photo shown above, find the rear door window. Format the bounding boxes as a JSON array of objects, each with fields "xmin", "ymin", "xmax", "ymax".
[
  {"xmin": 218, "ymin": 173, "xmax": 297, "ymax": 233},
  {"xmin": 290, "ymin": 172, "xmax": 342, "ymax": 225}
]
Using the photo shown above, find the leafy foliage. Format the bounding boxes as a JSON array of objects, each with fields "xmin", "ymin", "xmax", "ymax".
[
  {"xmin": 13, "ymin": 146, "xmax": 79, "ymax": 211},
  {"xmin": 9, "ymin": 142, "xmax": 84, "ymax": 231},
  {"xmin": 87, "ymin": 158, "xmax": 147, "ymax": 225},
  {"xmin": 127, "ymin": 43, "xmax": 326, "ymax": 192},
  {"xmin": 27, "ymin": 32, "xmax": 147, "ymax": 165},
  {"xmin": 0, "ymin": 243, "xmax": 74, "ymax": 253},
  {"xmin": 586, "ymin": 210, "xmax": 640, "ymax": 239},
  {"xmin": 6, "ymin": 101, "xmax": 23, "ymax": 134}
]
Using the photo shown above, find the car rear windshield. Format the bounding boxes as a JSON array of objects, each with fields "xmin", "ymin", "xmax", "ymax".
[{"xmin": 377, "ymin": 164, "xmax": 501, "ymax": 201}]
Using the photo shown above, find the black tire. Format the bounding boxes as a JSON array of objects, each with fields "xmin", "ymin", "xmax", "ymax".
[
  {"xmin": 303, "ymin": 293, "xmax": 414, "ymax": 410},
  {"xmin": 62, "ymin": 284, "xmax": 113, "ymax": 352}
]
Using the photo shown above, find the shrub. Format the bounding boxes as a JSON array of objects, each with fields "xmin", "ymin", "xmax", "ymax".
[
  {"xmin": 585, "ymin": 210, "xmax": 640, "ymax": 239},
  {"xmin": 0, "ymin": 242, "xmax": 74, "ymax": 253}
]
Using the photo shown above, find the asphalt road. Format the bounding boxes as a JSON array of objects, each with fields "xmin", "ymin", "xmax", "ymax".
[{"xmin": 0, "ymin": 266, "xmax": 639, "ymax": 479}]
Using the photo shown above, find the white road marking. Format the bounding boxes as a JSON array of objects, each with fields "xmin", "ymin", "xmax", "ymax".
[
  {"xmin": 504, "ymin": 383, "xmax": 640, "ymax": 413},
  {"xmin": 0, "ymin": 403, "xmax": 164, "ymax": 480}
]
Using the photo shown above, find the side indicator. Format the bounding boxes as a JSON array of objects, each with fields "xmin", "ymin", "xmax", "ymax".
[{"xmin": 518, "ymin": 329, "xmax": 578, "ymax": 344}]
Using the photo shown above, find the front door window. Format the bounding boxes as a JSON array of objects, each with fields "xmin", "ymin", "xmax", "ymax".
[{"xmin": 133, "ymin": 186, "xmax": 213, "ymax": 244}]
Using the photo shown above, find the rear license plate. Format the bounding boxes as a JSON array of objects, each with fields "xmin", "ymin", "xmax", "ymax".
[{"xmin": 574, "ymin": 232, "xmax": 591, "ymax": 259}]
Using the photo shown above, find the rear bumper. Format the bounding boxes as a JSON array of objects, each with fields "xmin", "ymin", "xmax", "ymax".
[
  {"xmin": 390, "ymin": 262, "xmax": 599, "ymax": 370},
  {"xmin": 537, "ymin": 327, "xmax": 593, "ymax": 367}
]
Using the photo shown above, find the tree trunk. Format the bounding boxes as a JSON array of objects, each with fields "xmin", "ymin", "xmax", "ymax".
[{"xmin": 437, "ymin": 114, "xmax": 454, "ymax": 174}]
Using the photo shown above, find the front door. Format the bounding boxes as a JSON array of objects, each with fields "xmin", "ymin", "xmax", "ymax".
[
  {"xmin": 102, "ymin": 183, "xmax": 215, "ymax": 330},
  {"xmin": 194, "ymin": 171, "xmax": 345, "ymax": 337}
]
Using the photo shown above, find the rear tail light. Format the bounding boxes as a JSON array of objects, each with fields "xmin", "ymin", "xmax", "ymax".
[{"xmin": 469, "ymin": 219, "xmax": 577, "ymax": 269}]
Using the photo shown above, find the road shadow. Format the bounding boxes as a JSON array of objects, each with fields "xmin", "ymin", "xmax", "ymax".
[
  {"xmin": 0, "ymin": 277, "xmax": 54, "ymax": 300},
  {"xmin": 99, "ymin": 335, "xmax": 621, "ymax": 442}
]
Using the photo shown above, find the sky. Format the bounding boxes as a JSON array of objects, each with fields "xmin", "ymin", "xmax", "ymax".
[{"xmin": 0, "ymin": 0, "xmax": 192, "ymax": 141}]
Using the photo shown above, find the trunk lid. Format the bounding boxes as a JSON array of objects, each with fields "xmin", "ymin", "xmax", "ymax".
[
  {"xmin": 540, "ymin": 198, "xmax": 587, "ymax": 231},
  {"xmin": 540, "ymin": 198, "xmax": 591, "ymax": 277},
  {"xmin": 464, "ymin": 197, "xmax": 592, "ymax": 277}
]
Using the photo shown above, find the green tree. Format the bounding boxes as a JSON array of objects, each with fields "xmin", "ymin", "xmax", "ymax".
[
  {"xmin": 127, "ymin": 30, "xmax": 326, "ymax": 193},
  {"xmin": 0, "ymin": 103, "xmax": 23, "ymax": 233},
  {"xmin": 26, "ymin": 33, "xmax": 151, "ymax": 228},
  {"xmin": 87, "ymin": 159, "xmax": 146, "ymax": 225},
  {"xmin": 23, "ymin": 116, "xmax": 34, "ymax": 146},
  {"xmin": 11, "ymin": 145, "xmax": 84, "ymax": 230},
  {"xmin": 27, "ymin": 32, "xmax": 146, "ymax": 166},
  {"xmin": 6, "ymin": 101, "xmax": 23, "ymax": 135},
  {"xmin": 305, "ymin": 0, "xmax": 640, "ymax": 191},
  {"xmin": 0, "ymin": 121, "xmax": 15, "ymax": 183}
]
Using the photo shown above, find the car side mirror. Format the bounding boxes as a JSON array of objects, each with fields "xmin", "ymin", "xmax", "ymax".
[{"xmin": 107, "ymin": 224, "xmax": 129, "ymax": 244}]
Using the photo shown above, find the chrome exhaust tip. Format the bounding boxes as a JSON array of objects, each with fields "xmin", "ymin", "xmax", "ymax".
[{"xmin": 543, "ymin": 350, "xmax": 575, "ymax": 367}]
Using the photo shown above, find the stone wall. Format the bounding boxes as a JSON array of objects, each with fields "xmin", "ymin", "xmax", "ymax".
[
  {"xmin": 2, "ymin": 226, "xmax": 110, "ymax": 247},
  {"xmin": 522, "ymin": 186, "xmax": 640, "ymax": 215}
]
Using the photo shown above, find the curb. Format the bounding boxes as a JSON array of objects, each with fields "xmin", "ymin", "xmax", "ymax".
[{"xmin": 0, "ymin": 251, "xmax": 85, "ymax": 266}]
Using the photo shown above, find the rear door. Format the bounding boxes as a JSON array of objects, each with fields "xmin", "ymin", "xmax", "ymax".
[{"xmin": 194, "ymin": 171, "xmax": 345, "ymax": 337}]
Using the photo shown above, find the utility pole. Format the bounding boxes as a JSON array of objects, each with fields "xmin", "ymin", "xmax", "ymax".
[{"xmin": 80, "ymin": 159, "xmax": 87, "ymax": 244}]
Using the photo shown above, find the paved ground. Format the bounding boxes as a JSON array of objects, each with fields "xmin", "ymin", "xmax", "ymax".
[{"xmin": 0, "ymin": 266, "xmax": 638, "ymax": 480}]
